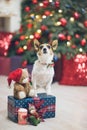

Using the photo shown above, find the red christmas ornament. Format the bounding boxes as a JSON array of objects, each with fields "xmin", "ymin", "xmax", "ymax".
[
  {"xmin": 16, "ymin": 47, "xmax": 24, "ymax": 54},
  {"xmin": 71, "ymin": 45, "xmax": 77, "ymax": 49},
  {"xmin": 27, "ymin": 23, "xmax": 33, "ymax": 29},
  {"xmin": 41, "ymin": 25, "xmax": 48, "ymax": 31},
  {"xmin": 75, "ymin": 34, "xmax": 80, "ymax": 39},
  {"xmin": 44, "ymin": 10, "xmax": 51, "ymax": 16},
  {"xmin": 22, "ymin": 60, "xmax": 28, "ymax": 67},
  {"xmin": 43, "ymin": 0, "xmax": 49, "ymax": 7},
  {"xmin": 27, "ymin": 42, "xmax": 32, "ymax": 50},
  {"xmin": 60, "ymin": 18, "xmax": 67, "ymax": 26},
  {"xmin": 80, "ymin": 39, "xmax": 86, "ymax": 46},
  {"xmin": 58, "ymin": 33, "xmax": 66, "ymax": 40},
  {"xmin": 25, "ymin": 6, "xmax": 30, "ymax": 12},
  {"xmin": 32, "ymin": 0, "xmax": 38, "ymax": 4},
  {"xmin": 55, "ymin": 1, "xmax": 60, "ymax": 8},
  {"xmin": 49, "ymin": 33, "xmax": 53, "ymax": 39},
  {"xmin": 15, "ymin": 41, "xmax": 19, "ymax": 46},
  {"xmin": 83, "ymin": 20, "xmax": 87, "ymax": 28},
  {"xmin": 67, "ymin": 35, "xmax": 72, "ymax": 41},
  {"xmin": 20, "ymin": 35, "xmax": 25, "ymax": 41},
  {"xmin": 73, "ymin": 12, "xmax": 80, "ymax": 19},
  {"xmin": 34, "ymin": 32, "xmax": 41, "ymax": 39},
  {"xmin": 19, "ymin": 26, "xmax": 23, "ymax": 33}
]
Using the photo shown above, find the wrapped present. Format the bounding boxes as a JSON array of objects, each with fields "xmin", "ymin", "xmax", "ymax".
[
  {"xmin": 59, "ymin": 54, "xmax": 87, "ymax": 86},
  {"xmin": 0, "ymin": 56, "xmax": 11, "ymax": 75},
  {"xmin": 0, "ymin": 32, "xmax": 14, "ymax": 56},
  {"xmin": 10, "ymin": 56, "xmax": 33, "ymax": 74},
  {"xmin": 8, "ymin": 93, "xmax": 56, "ymax": 123},
  {"xmin": 10, "ymin": 56, "xmax": 23, "ymax": 71},
  {"xmin": 54, "ymin": 58, "xmax": 62, "ymax": 82},
  {"xmin": 0, "ymin": 55, "xmax": 33, "ymax": 76}
]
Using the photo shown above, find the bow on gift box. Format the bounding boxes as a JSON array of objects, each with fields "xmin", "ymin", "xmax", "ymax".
[{"xmin": 33, "ymin": 97, "xmax": 46, "ymax": 116}]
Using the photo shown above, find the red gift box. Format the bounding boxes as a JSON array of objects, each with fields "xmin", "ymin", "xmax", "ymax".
[
  {"xmin": 59, "ymin": 54, "xmax": 87, "ymax": 86},
  {"xmin": 0, "ymin": 56, "xmax": 33, "ymax": 76},
  {"xmin": 0, "ymin": 32, "xmax": 14, "ymax": 56},
  {"xmin": 0, "ymin": 56, "xmax": 11, "ymax": 75},
  {"xmin": 10, "ymin": 56, "xmax": 33, "ymax": 74},
  {"xmin": 54, "ymin": 59, "xmax": 62, "ymax": 82}
]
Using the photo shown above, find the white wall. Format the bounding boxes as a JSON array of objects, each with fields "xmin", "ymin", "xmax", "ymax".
[{"xmin": 0, "ymin": 0, "xmax": 22, "ymax": 32}]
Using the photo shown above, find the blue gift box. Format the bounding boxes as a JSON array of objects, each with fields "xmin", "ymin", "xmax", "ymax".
[{"xmin": 8, "ymin": 93, "xmax": 56, "ymax": 123}]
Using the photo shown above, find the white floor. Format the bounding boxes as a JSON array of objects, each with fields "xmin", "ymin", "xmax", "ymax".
[{"xmin": 0, "ymin": 76, "xmax": 87, "ymax": 130}]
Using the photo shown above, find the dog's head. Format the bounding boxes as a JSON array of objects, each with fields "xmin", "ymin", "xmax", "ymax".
[
  {"xmin": 34, "ymin": 39, "xmax": 58, "ymax": 63},
  {"xmin": 34, "ymin": 39, "xmax": 58, "ymax": 55}
]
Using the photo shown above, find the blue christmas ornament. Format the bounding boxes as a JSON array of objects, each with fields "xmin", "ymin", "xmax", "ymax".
[
  {"xmin": 65, "ymin": 4, "xmax": 71, "ymax": 8},
  {"xmin": 30, "ymin": 15, "xmax": 35, "ymax": 20},
  {"xmin": 44, "ymin": 30, "xmax": 49, "ymax": 35},
  {"xmin": 82, "ymin": 8, "xmax": 86, "ymax": 14},
  {"xmin": 51, "ymin": 2, "xmax": 55, "ymax": 6},
  {"xmin": 53, "ymin": 54, "xmax": 58, "ymax": 62}
]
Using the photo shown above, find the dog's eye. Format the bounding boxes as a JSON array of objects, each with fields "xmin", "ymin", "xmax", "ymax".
[
  {"xmin": 39, "ymin": 45, "xmax": 43, "ymax": 50},
  {"xmin": 47, "ymin": 45, "xmax": 51, "ymax": 49}
]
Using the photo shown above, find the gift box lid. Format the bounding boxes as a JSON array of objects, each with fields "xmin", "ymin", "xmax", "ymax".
[{"xmin": 8, "ymin": 93, "xmax": 56, "ymax": 108}]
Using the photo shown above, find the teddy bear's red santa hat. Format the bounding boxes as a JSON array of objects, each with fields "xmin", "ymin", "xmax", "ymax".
[{"xmin": 7, "ymin": 68, "xmax": 22, "ymax": 86}]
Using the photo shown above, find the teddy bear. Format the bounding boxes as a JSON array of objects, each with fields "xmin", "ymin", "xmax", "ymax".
[{"xmin": 7, "ymin": 68, "xmax": 35, "ymax": 99}]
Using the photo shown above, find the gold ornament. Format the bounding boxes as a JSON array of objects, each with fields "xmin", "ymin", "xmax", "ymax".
[
  {"xmin": 39, "ymin": 3, "xmax": 43, "ymax": 7},
  {"xmin": 37, "ymin": 29, "xmax": 42, "ymax": 34},
  {"xmin": 29, "ymin": 35, "xmax": 34, "ymax": 39},
  {"xmin": 49, "ymin": 0, "xmax": 53, "ymax": 2},
  {"xmin": 55, "ymin": 21, "xmax": 61, "ymax": 26},
  {"xmin": 25, "ymin": 36, "xmax": 29, "ymax": 39},
  {"xmin": 58, "ymin": 9, "xmax": 63, "ymax": 13},
  {"xmin": 23, "ymin": 46, "xmax": 27, "ymax": 50},
  {"xmin": 70, "ymin": 17, "xmax": 75, "ymax": 22},
  {"xmin": 67, "ymin": 41, "xmax": 71, "ymax": 46},
  {"xmin": 36, "ymin": 15, "xmax": 41, "ymax": 19},
  {"xmin": 42, "ymin": 15, "xmax": 46, "ymax": 19},
  {"xmin": 79, "ymin": 48, "xmax": 83, "ymax": 52}
]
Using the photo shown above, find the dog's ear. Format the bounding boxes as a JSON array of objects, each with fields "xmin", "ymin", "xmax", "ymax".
[
  {"xmin": 51, "ymin": 40, "xmax": 58, "ymax": 51},
  {"xmin": 34, "ymin": 39, "xmax": 40, "ymax": 51}
]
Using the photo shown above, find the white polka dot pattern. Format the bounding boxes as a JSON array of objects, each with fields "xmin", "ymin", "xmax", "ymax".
[{"xmin": 8, "ymin": 93, "xmax": 56, "ymax": 122}]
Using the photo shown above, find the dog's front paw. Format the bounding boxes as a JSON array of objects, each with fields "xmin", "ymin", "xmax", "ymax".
[
  {"xmin": 34, "ymin": 89, "xmax": 38, "ymax": 97},
  {"xmin": 46, "ymin": 89, "xmax": 52, "ymax": 95},
  {"xmin": 35, "ymin": 93, "xmax": 38, "ymax": 97},
  {"xmin": 29, "ymin": 89, "xmax": 38, "ymax": 97},
  {"xmin": 29, "ymin": 89, "xmax": 35, "ymax": 97}
]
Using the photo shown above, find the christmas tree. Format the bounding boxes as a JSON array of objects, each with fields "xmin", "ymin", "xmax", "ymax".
[{"xmin": 8, "ymin": 0, "xmax": 87, "ymax": 66}]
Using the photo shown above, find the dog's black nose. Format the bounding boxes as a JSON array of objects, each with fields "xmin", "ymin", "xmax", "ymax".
[{"xmin": 43, "ymin": 48, "xmax": 47, "ymax": 53}]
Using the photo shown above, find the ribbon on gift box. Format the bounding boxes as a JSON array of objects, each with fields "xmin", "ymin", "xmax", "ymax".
[
  {"xmin": 39, "ymin": 104, "xmax": 55, "ymax": 113},
  {"xmin": 29, "ymin": 97, "xmax": 55, "ymax": 119},
  {"xmin": 33, "ymin": 97, "xmax": 45, "ymax": 109},
  {"xmin": 28, "ymin": 97, "xmax": 46, "ymax": 119}
]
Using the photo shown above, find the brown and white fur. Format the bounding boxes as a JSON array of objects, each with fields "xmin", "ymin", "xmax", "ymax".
[{"xmin": 31, "ymin": 39, "xmax": 58, "ymax": 97}]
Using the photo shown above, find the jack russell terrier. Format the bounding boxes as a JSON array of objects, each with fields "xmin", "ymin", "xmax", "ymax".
[{"xmin": 31, "ymin": 39, "xmax": 58, "ymax": 96}]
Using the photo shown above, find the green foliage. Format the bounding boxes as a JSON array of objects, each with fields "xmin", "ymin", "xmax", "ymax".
[
  {"xmin": 8, "ymin": 0, "xmax": 87, "ymax": 65},
  {"xmin": 22, "ymin": 50, "xmax": 37, "ymax": 64}
]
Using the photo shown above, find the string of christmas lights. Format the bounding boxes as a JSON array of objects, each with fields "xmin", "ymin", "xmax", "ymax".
[{"xmin": 8, "ymin": 0, "xmax": 87, "ymax": 65}]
